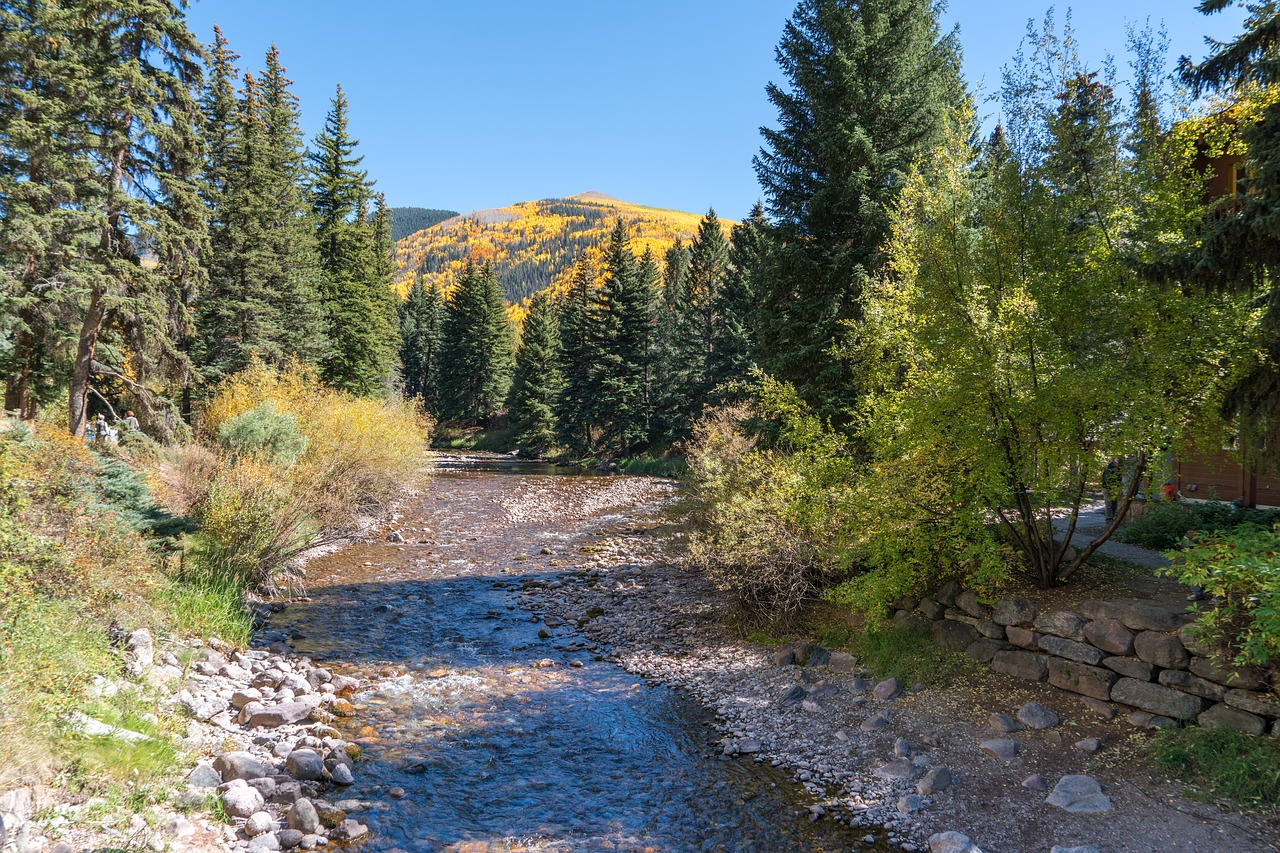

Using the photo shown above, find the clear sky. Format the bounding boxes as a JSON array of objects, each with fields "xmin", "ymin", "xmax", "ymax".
[{"xmin": 185, "ymin": 1, "xmax": 1247, "ymax": 221}]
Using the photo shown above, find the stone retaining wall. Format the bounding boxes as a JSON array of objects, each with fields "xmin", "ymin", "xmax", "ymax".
[{"xmin": 893, "ymin": 581, "xmax": 1280, "ymax": 736}]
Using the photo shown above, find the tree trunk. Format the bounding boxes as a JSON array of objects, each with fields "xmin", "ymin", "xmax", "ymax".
[{"xmin": 68, "ymin": 284, "xmax": 106, "ymax": 438}]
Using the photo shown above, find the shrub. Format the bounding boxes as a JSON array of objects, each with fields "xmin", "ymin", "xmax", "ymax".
[
  {"xmin": 686, "ymin": 397, "xmax": 853, "ymax": 629},
  {"xmin": 217, "ymin": 402, "xmax": 308, "ymax": 467},
  {"xmin": 1160, "ymin": 522, "xmax": 1280, "ymax": 666},
  {"xmin": 189, "ymin": 454, "xmax": 313, "ymax": 593},
  {"xmin": 1119, "ymin": 500, "xmax": 1280, "ymax": 551}
]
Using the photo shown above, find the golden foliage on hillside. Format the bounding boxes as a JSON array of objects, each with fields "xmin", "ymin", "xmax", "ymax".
[{"xmin": 393, "ymin": 193, "xmax": 732, "ymax": 305}]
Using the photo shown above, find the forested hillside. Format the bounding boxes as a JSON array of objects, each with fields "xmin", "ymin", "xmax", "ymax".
[
  {"xmin": 393, "ymin": 193, "xmax": 730, "ymax": 302},
  {"xmin": 390, "ymin": 206, "xmax": 459, "ymax": 242}
]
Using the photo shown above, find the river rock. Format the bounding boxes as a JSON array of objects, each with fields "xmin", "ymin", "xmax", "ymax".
[
  {"xmin": 245, "ymin": 812, "xmax": 274, "ymax": 837},
  {"xmin": 1034, "ymin": 611, "xmax": 1087, "ymax": 641},
  {"xmin": 898, "ymin": 794, "xmax": 926, "ymax": 813},
  {"xmin": 861, "ymin": 711, "xmax": 891, "ymax": 732},
  {"xmin": 873, "ymin": 678, "xmax": 902, "ymax": 701},
  {"xmin": 989, "ymin": 713, "xmax": 1018, "ymax": 733},
  {"xmin": 329, "ymin": 763, "xmax": 354, "ymax": 786},
  {"xmin": 873, "ymin": 758, "xmax": 916, "ymax": 781},
  {"xmin": 979, "ymin": 738, "xmax": 1018, "ymax": 759},
  {"xmin": 187, "ymin": 763, "xmax": 222, "ymax": 788},
  {"xmin": 1051, "ymin": 847, "xmax": 1101, "ymax": 853},
  {"xmin": 248, "ymin": 833, "xmax": 282, "ymax": 852},
  {"xmin": 285, "ymin": 749, "xmax": 325, "ymax": 781},
  {"xmin": 929, "ymin": 831, "xmax": 984, "ymax": 853},
  {"xmin": 311, "ymin": 799, "xmax": 347, "ymax": 829},
  {"xmin": 277, "ymin": 829, "xmax": 304, "ymax": 850},
  {"xmin": 1083, "ymin": 619, "xmax": 1135, "ymax": 656},
  {"xmin": 992, "ymin": 650, "xmax": 1048, "ymax": 682},
  {"xmin": 124, "ymin": 627, "xmax": 154, "ymax": 676},
  {"xmin": 1039, "ymin": 635, "xmax": 1105, "ymax": 666},
  {"xmin": 1112, "ymin": 678, "xmax": 1208, "ymax": 720},
  {"xmin": 329, "ymin": 819, "xmax": 368, "ymax": 841},
  {"xmin": 250, "ymin": 701, "xmax": 317, "ymax": 728},
  {"xmin": 1016, "ymin": 701, "xmax": 1059, "ymax": 730},
  {"xmin": 1022, "ymin": 773, "xmax": 1048, "ymax": 791},
  {"xmin": 286, "ymin": 799, "xmax": 321, "ymax": 835},
  {"xmin": 1073, "ymin": 737, "xmax": 1102, "ymax": 753},
  {"xmin": 221, "ymin": 784, "xmax": 264, "ymax": 818},
  {"xmin": 1046, "ymin": 775, "xmax": 1111, "ymax": 813},
  {"xmin": 994, "ymin": 598, "xmax": 1036, "ymax": 627},
  {"xmin": 917, "ymin": 765, "xmax": 952, "ymax": 795},
  {"xmin": 214, "ymin": 751, "xmax": 269, "ymax": 782},
  {"xmin": 1158, "ymin": 669, "xmax": 1227, "ymax": 701},
  {"xmin": 1134, "ymin": 631, "xmax": 1190, "ymax": 669}
]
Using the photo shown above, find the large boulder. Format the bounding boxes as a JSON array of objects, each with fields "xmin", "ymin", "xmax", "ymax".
[
  {"xmin": 1034, "ymin": 611, "xmax": 1087, "ymax": 641},
  {"xmin": 993, "ymin": 598, "xmax": 1037, "ymax": 627},
  {"xmin": 992, "ymin": 650, "xmax": 1049, "ymax": 682},
  {"xmin": 1083, "ymin": 619, "xmax": 1135, "ymax": 656},
  {"xmin": 213, "ymin": 751, "xmax": 270, "ymax": 782},
  {"xmin": 1198, "ymin": 703, "xmax": 1267, "ymax": 735},
  {"xmin": 1039, "ymin": 635, "xmax": 1105, "ymax": 666},
  {"xmin": 1048, "ymin": 659, "xmax": 1116, "ymax": 701},
  {"xmin": 1157, "ymin": 669, "xmax": 1226, "ymax": 701},
  {"xmin": 221, "ymin": 783, "xmax": 264, "ymax": 818},
  {"xmin": 1133, "ymin": 632, "xmax": 1190, "ymax": 670},
  {"xmin": 1046, "ymin": 775, "xmax": 1111, "ymax": 813}
]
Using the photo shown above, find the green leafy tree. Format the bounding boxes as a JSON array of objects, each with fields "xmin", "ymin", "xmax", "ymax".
[
  {"xmin": 398, "ymin": 270, "xmax": 444, "ymax": 412},
  {"xmin": 508, "ymin": 290, "xmax": 562, "ymax": 454},
  {"xmin": 438, "ymin": 262, "xmax": 513, "ymax": 422},
  {"xmin": 752, "ymin": 0, "xmax": 963, "ymax": 418}
]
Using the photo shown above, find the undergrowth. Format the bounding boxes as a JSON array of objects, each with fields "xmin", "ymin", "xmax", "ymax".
[{"xmin": 1152, "ymin": 726, "xmax": 1280, "ymax": 808}]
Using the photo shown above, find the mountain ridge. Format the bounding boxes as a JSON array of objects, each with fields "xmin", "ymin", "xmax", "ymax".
[{"xmin": 393, "ymin": 194, "xmax": 731, "ymax": 304}]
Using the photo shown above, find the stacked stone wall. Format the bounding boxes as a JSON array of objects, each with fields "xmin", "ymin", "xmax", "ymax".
[{"xmin": 895, "ymin": 582, "xmax": 1280, "ymax": 736}]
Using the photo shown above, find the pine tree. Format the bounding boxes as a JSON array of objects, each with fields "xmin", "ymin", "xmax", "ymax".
[
  {"xmin": 306, "ymin": 85, "xmax": 396, "ymax": 394},
  {"xmin": 753, "ymin": 0, "xmax": 963, "ymax": 418},
  {"xmin": 200, "ymin": 26, "xmax": 239, "ymax": 218},
  {"xmin": 67, "ymin": 1, "xmax": 208, "ymax": 437},
  {"xmin": 555, "ymin": 258, "xmax": 599, "ymax": 454},
  {"xmin": 670, "ymin": 209, "xmax": 730, "ymax": 437},
  {"xmin": 712, "ymin": 203, "xmax": 767, "ymax": 389},
  {"xmin": 438, "ymin": 262, "xmax": 513, "ymax": 422},
  {"xmin": 398, "ymin": 270, "xmax": 444, "ymax": 412},
  {"xmin": 649, "ymin": 240, "xmax": 691, "ymax": 444},
  {"xmin": 594, "ymin": 219, "xmax": 652, "ymax": 455},
  {"xmin": 508, "ymin": 290, "xmax": 563, "ymax": 454}
]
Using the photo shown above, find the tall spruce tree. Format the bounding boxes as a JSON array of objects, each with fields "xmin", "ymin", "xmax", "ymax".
[
  {"xmin": 594, "ymin": 220, "xmax": 652, "ymax": 455},
  {"xmin": 307, "ymin": 85, "xmax": 396, "ymax": 394},
  {"xmin": 670, "ymin": 209, "xmax": 730, "ymax": 437},
  {"xmin": 66, "ymin": 1, "xmax": 208, "ymax": 437},
  {"xmin": 649, "ymin": 241, "xmax": 691, "ymax": 445},
  {"xmin": 398, "ymin": 270, "xmax": 444, "ymax": 412},
  {"xmin": 712, "ymin": 203, "xmax": 767, "ymax": 389},
  {"xmin": 438, "ymin": 262, "xmax": 513, "ymax": 422},
  {"xmin": 555, "ymin": 258, "xmax": 599, "ymax": 454},
  {"xmin": 508, "ymin": 290, "xmax": 563, "ymax": 454},
  {"xmin": 753, "ymin": 0, "xmax": 963, "ymax": 418}
]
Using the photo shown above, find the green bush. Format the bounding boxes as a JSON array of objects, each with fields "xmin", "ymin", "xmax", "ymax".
[
  {"xmin": 217, "ymin": 402, "xmax": 308, "ymax": 467},
  {"xmin": 1160, "ymin": 522, "xmax": 1280, "ymax": 666},
  {"xmin": 1152, "ymin": 726, "xmax": 1280, "ymax": 807},
  {"xmin": 1119, "ymin": 500, "xmax": 1280, "ymax": 550}
]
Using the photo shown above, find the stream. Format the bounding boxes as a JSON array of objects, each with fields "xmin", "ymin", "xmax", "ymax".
[{"xmin": 264, "ymin": 453, "xmax": 876, "ymax": 852}]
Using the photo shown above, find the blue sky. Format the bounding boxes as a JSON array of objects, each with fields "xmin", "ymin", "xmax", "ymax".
[{"xmin": 185, "ymin": 1, "xmax": 1247, "ymax": 221}]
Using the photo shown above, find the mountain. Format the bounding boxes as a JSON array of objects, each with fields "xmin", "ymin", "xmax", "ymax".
[
  {"xmin": 389, "ymin": 207, "xmax": 460, "ymax": 242},
  {"xmin": 393, "ymin": 193, "xmax": 729, "ymax": 304}
]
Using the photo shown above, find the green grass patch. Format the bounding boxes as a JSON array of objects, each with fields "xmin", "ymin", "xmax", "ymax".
[
  {"xmin": 1152, "ymin": 725, "xmax": 1280, "ymax": 807},
  {"xmin": 433, "ymin": 426, "xmax": 519, "ymax": 452},
  {"xmin": 617, "ymin": 454, "xmax": 687, "ymax": 478},
  {"xmin": 816, "ymin": 623, "xmax": 972, "ymax": 685},
  {"xmin": 159, "ymin": 575, "xmax": 252, "ymax": 647}
]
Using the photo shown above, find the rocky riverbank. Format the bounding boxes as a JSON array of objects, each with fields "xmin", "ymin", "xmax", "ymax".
[
  {"xmin": 514, "ymin": 509, "xmax": 1279, "ymax": 853},
  {"xmin": 0, "ymin": 625, "xmax": 383, "ymax": 853}
]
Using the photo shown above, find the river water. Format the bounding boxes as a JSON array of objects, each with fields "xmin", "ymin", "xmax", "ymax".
[{"xmin": 266, "ymin": 454, "xmax": 875, "ymax": 852}]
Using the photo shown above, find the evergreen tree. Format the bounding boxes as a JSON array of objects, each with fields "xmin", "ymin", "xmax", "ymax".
[
  {"xmin": 306, "ymin": 85, "xmax": 396, "ymax": 394},
  {"xmin": 636, "ymin": 246, "xmax": 663, "ymax": 425},
  {"xmin": 398, "ymin": 270, "xmax": 444, "ymax": 412},
  {"xmin": 649, "ymin": 240, "xmax": 691, "ymax": 444},
  {"xmin": 594, "ymin": 219, "xmax": 652, "ymax": 455},
  {"xmin": 508, "ymin": 290, "xmax": 563, "ymax": 454},
  {"xmin": 438, "ymin": 262, "xmax": 513, "ymax": 422},
  {"xmin": 555, "ymin": 258, "xmax": 599, "ymax": 454},
  {"xmin": 200, "ymin": 26, "xmax": 239, "ymax": 218},
  {"xmin": 670, "ymin": 209, "xmax": 730, "ymax": 437},
  {"xmin": 712, "ymin": 203, "xmax": 767, "ymax": 389},
  {"xmin": 752, "ymin": 0, "xmax": 963, "ymax": 418}
]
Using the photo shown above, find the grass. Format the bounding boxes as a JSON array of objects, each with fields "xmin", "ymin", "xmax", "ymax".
[
  {"xmin": 433, "ymin": 425, "xmax": 519, "ymax": 452},
  {"xmin": 817, "ymin": 622, "xmax": 973, "ymax": 685},
  {"xmin": 1151, "ymin": 726, "xmax": 1280, "ymax": 808},
  {"xmin": 618, "ymin": 454, "xmax": 688, "ymax": 478}
]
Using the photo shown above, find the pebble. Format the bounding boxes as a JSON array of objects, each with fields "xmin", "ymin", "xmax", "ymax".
[
  {"xmin": 988, "ymin": 713, "xmax": 1018, "ymax": 733},
  {"xmin": 1073, "ymin": 737, "xmax": 1102, "ymax": 753},
  {"xmin": 978, "ymin": 738, "xmax": 1019, "ymax": 760},
  {"xmin": 1022, "ymin": 773, "xmax": 1049, "ymax": 791},
  {"xmin": 873, "ymin": 678, "xmax": 903, "ymax": 701},
  {"xmin": 1016, "ymin": 701, "xmax": 1059, "ymax": 730}
]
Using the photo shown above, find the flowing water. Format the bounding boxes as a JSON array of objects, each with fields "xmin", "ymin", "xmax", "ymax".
[{"xmin": 266, "ymin": 453, "xmax": 875, "ymax": 852}]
